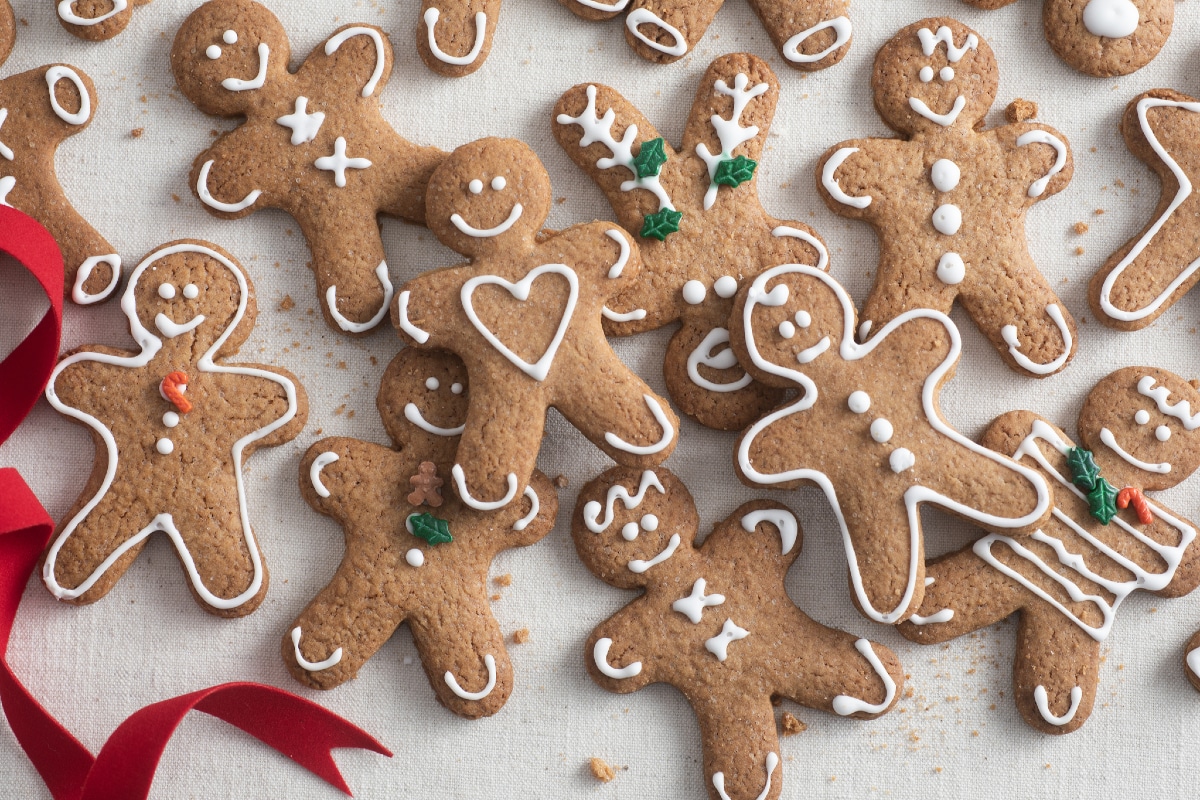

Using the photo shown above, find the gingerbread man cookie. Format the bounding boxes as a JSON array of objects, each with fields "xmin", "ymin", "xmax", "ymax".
[
  {"xmin": 1089, "ymin": 89, "xmax": 1200, "ymax": 331},
  {"xmin": 417, "ymin": 0, "xmax": 498, "ymax": 77},
  {"xmin": 898, "ymin": 367, "xmax": 1200, "ymax": 733},
  {"xmin": 817, "ymin": 18, "xmax": 1077, "ymax": 378},
  {"xmin": 54, "ymin": 0, "xmax": 152, "ymax": 41},
  {"xmin": 728, "ymin": 263, "xmax": 1054, "ymax": 624},
  {"xmin": 43, "ymin": 241, "xmax": 307, "ymax": 617},
  {"xmin": 289, "ymin": 347, "xmax": 556, "ymax": 718},
  {"xmin": 574, "ymin": 466, "xmax": 903, "ymax": 800},
  {"xmin": 172, "ymin": 0, "xmax": 446, "ymax": 334},
  {"xmin": 0, "ymin": 0, "xmax": 120, "ymax": 304},
  {"xmin": 961, "ymin": 0, "xmax": 1174, "ymax": 76},
  {"xmin": 557, "ymin": 0, "xmax": 851, "ymax": 71},
  {"xmin": 553, "ymin": 54, "xmax": 828, "ymax": 431},
  {"xmin": 393, "ymin": 137, "xmax": 679, "ymax": 511}
]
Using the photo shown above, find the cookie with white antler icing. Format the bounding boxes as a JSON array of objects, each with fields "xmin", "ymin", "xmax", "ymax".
[
  {"xmin": 171, "ymin": 0, "xmax": 447, "ymax": 335},
  {"xmin": 42, "ymin": 241, "xmax": 308, "ymax": 617},
  {"xmin": 573, "ymin": 466, "xmax": 903, "ymax": 800},
  {"xmin": 553, "ymin": 53, "xmax": 828, "ymax": 431},
  {"xmin": 54, "ymin": 0, "xmax": 151, "ymax": 41},
  {"xmin": 817, "ymin": 17, "xmax": 1077, "ymax": 378},
  {"xmin": 898, "ymin": 367, "xmax": 1200, "ymax": 733},
  {"xmin": 289, "ymin": 347, "xmax": 556, "ymax": 718},
  {"xmin": 392, "ymin": 136, "xmax": 678, "ymax": 511}
]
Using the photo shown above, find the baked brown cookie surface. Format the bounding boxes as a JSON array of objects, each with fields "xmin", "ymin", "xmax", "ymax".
[{"xmin": 54, "ymin": 0, "xmax": 152, "ymax": 41}]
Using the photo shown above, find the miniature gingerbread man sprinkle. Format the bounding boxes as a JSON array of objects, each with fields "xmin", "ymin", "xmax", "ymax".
[
  {"xmin": 818, "ymin": 18, "xmax": 1077, "ymax": 378},
  {"xmin": 43, "ymin": 241, "xmax": 307, "ymax": 617},
  {"xmin": 416, "ymin": 0, "xmax": 499, "ymax": 77},
  {"xmin": 556, "ymin": 0, "xmax": 851, "ymax": 71},
  {"xmin": 290, "ymin": 347, "xmax": 556, "ymax": 718},
  {"xmin": 393, "ymin": 137, "xmax": 679, "ymax": 511},
  {"xmin": 0, "ymin": 0, "xmax": 121, "ymax": 304},
  {"xmin": 574, "ymin": 467, "xmax": 903, "ymax": 800},
  {"xmin": 172, "ymin": 0, "xmax": 446, "ymax": 334},
  {"xmin": 54, "ymin": 0, "xmax": 151, "ymax": 41},
  {"xmin": 899, "ymin": 367, "xmax": 1200, "ymax": 733},
  {"xmin": 553, "ymin": 53, "xmax": 829, "ymax": 430},
  {"xmin": 1090, "ymin": 89, "xmax": 1200, "ymax": 331},
  {"xmin": 728, "ymin": 262, "xmax": 1053, "ymax": 624},
  {"xmin": 408, "ymin": 461, "xmax": 445, "ymax": 507}
]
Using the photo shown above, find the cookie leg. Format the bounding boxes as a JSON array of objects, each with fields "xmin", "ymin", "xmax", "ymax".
[
  {"xmin": 622, "ymin": 0, "xmax": 719, "ymax": 64},
  {"xmin": 410, "ymin": 593, "xmax": 513, "ymax": 719},
  {"xmin": 1012, "ymin": 604, "xmax": 1099, "ymax": 734},
  {"xmin": 451, "ymin": 390, "xmax": 546, "ymax": 509},
  {"xmin": 41, "ymin": 492, "xmax": 153, "ymax": 607},
  {"xmin": 776, "ymin": 625, "xmax": 902, "ymax": 720},
  {"xmin": 960, "ymin": 269, "xmax": 1077, "ymax": 377},
  {"xmin": 834, "ymin": 481, "xmax": 925, "ymax": 624},
  {"xmin": 896, "ymin": 547, "xmax": 1027, "ymax": 644},
  {"xmin": 858, "ymin": 260, "xmax": 956, "ymax": 342},
  {"xmin": 746, "ymin": 0, "xmax": 851, "ymax": 71},
  {"xmin": 690, "ymin": 692, "xmax": 782, "ymax": 800},
  {"xmin": 417, "ymin": 0, "xmax": 499, "ymax": 77},
  {"xmin": 299, "ymin": 213, "xmax": 393, "ymax": 335},
  {"xmin": 167, "ymin": 502, "xmax": 270, "ymax": 618}
]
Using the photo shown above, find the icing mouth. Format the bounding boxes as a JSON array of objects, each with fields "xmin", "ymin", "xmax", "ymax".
[
  {"xmin": 627, "ymin": 533, "xmax": 680, "ymax": 573},
  {"xmin": 1099, "ymin": 427, "xmax": 1171, "ymax": 474},
  {"xmin": 908, "ymin": 95, "xmax": 966, "ymax": 127},
  {"xmin": 451, "ymin": 204, "xmax": 524, "ymax": 238},
  {"xmin": 222, "ymin": 43, "xmax": 269, "ymax": 91},
  {"xmin": 404, "ymin": 402, "xmax": 465, "ymax": 437},
  {"xmin": 155, "ymin": 312, "xmax": 205, "ymax": 338}
]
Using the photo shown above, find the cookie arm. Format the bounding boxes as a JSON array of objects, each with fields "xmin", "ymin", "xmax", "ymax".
[
  {"xmin": 584, "ymin": 615, "xmax": 660, "ymax": 694},
  {"xmin": 814, "ymin": 139, "xmax": 899, "ymax": 220},
  {"xmin": 746, "ymin": 0, "xmax": 851, "ymax": 71},
  {"xmin": 300, "ymin": 439, "xmax": 404, "ymax": 527},
  {"xmin": 994, "ymin": 122, "xmax": 1073, "ymax": 205},
  {"xmin": 896, "ymin": 545, "xmax": 1028, "ymax": 644},
  {"xmin": 416, "ymin": 0, "xmax": 498, "ymax": 77},
  {"xmin": 309, "ymin": 24, "xmax": 393, "ymax": 98},
  {"xmin": 687, "ymin": 692, "xmax": 783, "ymax": 800},
  {"xmin": 701, "ymin": 502, "xmax": 802, "ymax": 577},
  {"xmin": 774, "ymin": 626, "xmax": 902, "ymax": 721},
  {"xmin": 220, "ymin": 363, "xmax": 308, "ymax": 450},
  {"xmin": 188, "ymin": 130, "xmax": 276, "ymax": 220}
]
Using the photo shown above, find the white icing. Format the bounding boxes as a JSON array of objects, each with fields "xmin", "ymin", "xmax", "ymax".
[
  {"xmin": 276, "ymin": 96, "xmax": 325, "ymax": 145},
  {"xmin": 42, "ymin": 244, "xmax": 298, "ymax": 611},
  {"xmin": 0, "ymin": 176, "xmax": 12, "ymax": 206},
  {"xmin": 625, "ymin": 9, "xmax": 687, "ymax": 57},
  {"xmin": 672, "ymin": 578, "xmax": 725, "ymax": 623},
  {"xmin": 1135, "ymin": 410, "xmax": 1150, "ymax": 425},
  {"xmin": 155, "ymin": 312, "xmax": 205, "ymax": 339},
  {"xmin": 492, "ymin": 176, "xmax": 506, "ymax": 190},
  {"xmin": 714, "ymin": 276, "xmax": 738, "ymax": 298},
  {"xmin": 207, "ymin": 45, "xmax": 222, "ymax": 60},
  {"xmin": 1138, "ymin": 375, "xmax": 1200, "ymax": 429},
  {"xmin": 1000, "ymin": 304, "xmax": 1073, "ymax": 375},
  {"xmin": 781, "ymin": 16, "xmax": 852, "ymax": 64},
  {"xmin": 46, "ymin": 66, "xmax": 91, "ymax": 126},
  {"xmin": 223, "ymin": 30, "xmax": 238, "ymax": 44},
  {"xmin": 932, "ymin": 204, "xmax": 961, "ymax": 235},
  {"xmin": 908, "ymin": 608, "xmax": 954, "ymax": 625},
  {"xmin": 158, "ymin": 283, "xmax": 176, "ymax": 300},
  {"xmin": 594, "ymin": 637, "xmax": 641, "ymax": 679},
  {"xmin": 221, "ymin": 43, "xmax": 269, "ymax": 91},
  {"xmin": 821, "ymin": 148, "xmax": 871, "ymax": 208},
  {"xmin": 621, "ymin": 522, "xmax": 639, "ymax": 541},
  {"xmin": 444, "ymin": 653, "xmax": 496, "ymax": 701},
  {"xmin": 156, "ymin": 438, "xmax": 174, "ymax": 455},
  {"xmin": 324, "ymin": 28, "xmax": 386, "ymax": 97},
  {"xmin": 778, "ymin": 321, "xmax": 795, "ymax": 338},
  {"xmin": 889, "ymin": 448, "xmax": 915, "ymax": 473},
  {"xmin": 451, "ymin": 465, "xmax": 519, "ymax": 510},
  {"xmin": 163, "ymin": 412, "xmax": 180, "ymax": 428},
  {"xmin": 404, "ymin": 403, "xmax": 465, "ymax": 437},
  {"xmin": 771, "ymin": 226, "xmax": 830, "ymax": 274},
  {"xmin": 310, "ymin": 451, "xmax": 339, "ymax": 498},
  {"xmin": 571, "ymin": 0, "xmax": 630, "ymax": 9},
  {"xmin": 461, "ymin": 264, "xmax": 578, "ymax": 381},
  {"xmin": 326, "ymin": 261, "xmax": 393, "ymax": 333},
  {"xmin": 602, "ymin": 306, "xmax": 647, "ymax": 322},
  {"xmin": 423, "ymin": 9, "xmax": 486, "ymax": 66},
  {"xmin": 832, "ymin": 639, "xmax": 897, "ymax": 715},
  {"xmin": 870, "ymin": 418, "xmax": 893, "ymax": 443},
  {"xmin": 469, "ymin": 179, "xmax": 483, "ymax": 194},
  {"xmin": 605, "ymin": 229, "xmax": 630, "ymax": 278},
  {"xmin": 1157, "ymin": 425, "xmax": 1172, "ymax": 442},
  {"xmin": 426, "ymin": 377, "xmax": 440, "ymax": 391},
  {"xmin": 682, "ymin": 280, "xmax": 707, "ymax": 305},
  {"xmin": 919, "ymin": 66, "xmax": 933, "ymax": 83},
  {"xmin": 641, "ymin": 514, "xmax": 658, "ymax": 531},
  {"xmin": 315, "ymin": 137, "xmax": 371, "ymax": 188},
  {"xmin": 917, "ymin": 26, "xmax": 979, "ymax": 62},
  {"xmin": 940, "ymin": 66, "xmax": 954, "ymax": 82},
  {"xmin": 451, "ymin": 383, "xmax": 463, "ymax": 395},
  {"xmin": 713, "ymin": 753, "xmax": 777, "ymax": 800},
  {"xmin": 695, "ymin": 74, "xmax": 768, "ymax": 209},
  {"xmin": 909, "ymin": 95, "xmax": 967, "ymax": 127},
  {"xmin": 740, "ymin": 508, "xmax": 798, "ymax": 555},
  {"xmin": 1100, "ymin": 426, "xmax": 1170, "ymax": 473},
  {"xmin": 704, "ymin": 618, "xmax": 749, "ymax": 662},
  {"xmin": 795, "ymin": 336, "xmax": 830, "ymax": 364},
  {"xmin": 1188, "ymin": 647, "xmax": 1200, "ymax": 680},
  {"xmin": 1016, "ymin": 130, "xmax": 1068, "ymax": 198},
  {"xmin": 451, "ymin": 204, "xmax": 523, "ymax": 237},
  {"xmin": 1033, "ymin": 685, "xmax": 1083, "ymax": 726},
  {"xmin": 795, "ymin": 311, "xmax": 811, "ymax": 328},
  {"xmin": 930, "ymin": 159, "xmax": 960, "ymax": 192},
  {"xmin": 196, "ymin": 160, "xmax": 262, "ymax": 213},
  {"xmin": 847, "ymin": 391, "xmax": 870, "ymax": 414},
  {"xmin": 406, "ymin": 548, "xmax": 425, "ymax": 567},
  {"xmin": 936, "ymin": 252, "xmax": 965, "ymax": 285},
  {"xmin": 72, "ymin": 255, "xmax": 122, "ymax": 305},
  {"xmin": 291, "ymin": 627, "xmax": 343, "ymax": 672},
  {"xmin": 604, "ymin": 395, "xmax": 674, "ymax": 455},
  {"xmin": 513, "ymin": 486, "xmax": 540, "ymax": 531},
  {"xmin": 737, "ymin": 263, "xmax": 1053, "ymax": 623},
  {"xmin": 58, "ymin": 0, "xmax": 127, "ymax": 26},
  {"xmin": 686, "ymin": 327, "xmax": 752, "ymax": 393},
  {"xmin": 396, "ymin": 290, "xmax": 431, "ymax": 343},
  {"xmin": 583, "ymin": 470, "xmax": 666, "ymax": 532},
  {"xmin": 628, "ymin": 533, "xmax": 680, "ymax": 573},
  {"xmin": 1082, "ymin": 0, "xmax": 1140, "ymax": 39}
]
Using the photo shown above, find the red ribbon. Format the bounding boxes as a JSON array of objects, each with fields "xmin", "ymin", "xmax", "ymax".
[{"xmin": 0, "ymin": 206, "xmax": 390, "ymax": 797}]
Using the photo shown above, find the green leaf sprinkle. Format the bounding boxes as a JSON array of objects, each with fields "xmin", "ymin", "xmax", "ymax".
[
  {"xmin": 1088, "ymin": 478, "xmax": 1118, "ymax": 525},
  {"xmin": 640, "ymin": 208, "xmax": 682, "ymax": 241},
  {"xmin": 1066, "ymin": 447, "xmax": 1101, "ymax": 492},
  {"xmin": 713, "ymin": 155, "xmax": 757, "ymax": 188},
  {"xmin": 632, "ymin": 138, "xmax": 668, "ymax": 179},
  {"xmin": 409, "ymin": 512, "xmax": 453, "ymax": 545}
]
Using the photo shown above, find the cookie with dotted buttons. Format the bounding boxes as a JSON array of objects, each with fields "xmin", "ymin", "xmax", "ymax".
[{"xmin": 54, "ymin": 0, "xmax": 152, "ymax": 41}]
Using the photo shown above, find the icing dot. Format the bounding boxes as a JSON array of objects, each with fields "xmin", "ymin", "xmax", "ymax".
[
  {"xmin": 158, "ymin": 283, "xmax": 176, "ymax": 299},
  {"xmin": 451, "ymin": 383, "xmax": 464, "ymax": 395},
  {"xmin": 794, "ymin": 310, "xmax": 811, "ymax": 328},
  {"xmin": 1135, "ymin": 409, "xmax": 1150, "ymax": 425},
  {"xmin": 641, "ymin": 514, "xmax": 659, "ymax": 531},
  {"xmin": 919, "ymin": 66, "xmax": 933, "ymax": 82},
  {"xmin": 156, "ymin": 438, "xmax": 174, "ymax": 455},
  {"xmin": 183, "ymin": 284, "xmax": 199, "ymax": 299},
  {"xmin": 714, "ymin": 276, "xmax": 738, "ymax": 298},
  {"xmin": 405, "ymin": 548, "xmax": 425, "ymax": 567},
  {"xmin": 932, "ymin": 204, "xmax": 962, "ymax": 236},
  {"xmin": 682, "ymin": 280, "xmax": 706, "ymax": 305},
  {"xmin": 1083, "ymin": 0, "xmax": 1140, "ymax": 39},
  {"xmin": 621, "ymin": 521, "xmax": 640, "ymax": 541},
  {"xmin": 940, "ymin": 66, "xmax": 955, "ymax": 81},
  {"xmin": 469, "ymin": 179, "xmax": 483, "ymax": 194},
  {"xmin": 930, "ymin": 159, "xmax": 960, "ymax": 192},
  {"xmin": 222, "ymin": 30, "xmax": 238, "ymax": 44},
  {"xmin": 936, "ymin": 252, "xmax": 965, "ymax": 285},
  {"xmin": 870, "ymin": 418, "xmax": 893, "ymax": 443},
  {"xmin": 890, "ymin": 448, "xmax": 915, "ymax": 473},
  {"xmin": 778, "ymin": 320, "xmax": 795, "ymax": 339},
  {"xmin": 847, "ymin": 391, "xmax": 871, "ymax": 414},
  {"xmin": 491, "ymin": 176, "xmax": 506, "ymax": 190},
  {"xmin": 426, "ymin": 377, "xmax": 440, "ymax": 390},
  {"xmin": 206, "ymin": 45, "xmax": 222, "ymax": 60},
  {"xmin": 1157, "ymin": 425, "xmax": 1172, "ymax": 442},
  {"xmin": 163, "ymin": 411, "xmax": 180, "ymax": 428}
]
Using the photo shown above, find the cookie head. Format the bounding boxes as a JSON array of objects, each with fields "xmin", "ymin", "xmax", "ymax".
[
  {"xmin": 1079, "ymin": 367, "xmax": 1200, "ymax": 488},
  {"xmin": 425, "ymin": 138, "xmax": 552, "ymax": 258},
  {"xmin": 377, "ymin": 347, "xmax": 470, "ymax": 454},
  {"xmin": 572, "ymin": 468, "xmax": 697, "ymax": 590},
  {"xmin": 171, "ymin": 0, "xmax": 290, "ymax": 117},
  {"xmin": 872, "ymin": 19, "xmax": 997, "ymax": 136}
]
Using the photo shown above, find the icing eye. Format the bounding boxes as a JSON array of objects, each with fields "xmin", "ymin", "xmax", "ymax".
[
  {"xmin": 1157, "ymin": 425, "xmax": 1172, "ymax": 442},
  {"xmin": 206, "ymin": 45, "xmax": 222, "ymax": 60},
  {"xmin": 1135, "ymin": 409, "xmax": 1150, "ymax": 425},
  {"xmin": 451, "ymin": 383, "xmax": 464, "ymax": 395},
  {"xmin": 223, "ymin": 30, "xmax": 238, "ymax": 44},
  {"xmin": 714, "ymin": 276, "xmax": 738, "ymax": 298},
  {"xmin": 426, "ymin": 377, "xmax": 440, "ymax": 390},
  {"xmin": 940, "ymin": 66, "xmax": 954, "ymax": 81},
  {"xmin": 640, "ymin": 514, "xmax": 659, "ymax": 532},
  {"xmin": 469, "ymin": 179, "xmax": 483, "ymax": 194},
  {"xmin": 183, "ymin": 284, "xmax": 199, "ymax": 299},
  {"xmin": 681, "ymin": 280, "xmax": 706, "ymax": 305},
  {"xmin": 778, "ymin": 320, "xmax": 795, "ymax": 339},
  {"xmin": 491, "ymin": 176, "xmax": 506, "ymax": 191},
  {"xmin": 621, "ymin": 521, "xmax": 640, "ymax": 541},
  {"xmin": 919, "ymin": 66, "xmax": 933, "ymax": 83},
  {"xmin": 847, "ymin": 391, "xmax": 871, "ymax": 414},
  {"xmin": 794, "ymin": 310, "xmax": 811, "ymax": 328},
  {"xmin": 158, "ymin": 283, "xmax": 176, "ymax": 299}
]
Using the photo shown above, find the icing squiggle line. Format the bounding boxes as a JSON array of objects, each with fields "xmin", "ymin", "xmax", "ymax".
[
  {"xmin": 584, "ymin": 470, "xmax": 665, "ymax": 532},
  {"xmin": 309, "ymin": 451, "xmax": 339, "ymax": 498},
  {"xmin": 740, "ymin": 508, "xmax": 798, "ymax": 555},
  {"xmin": 451, "ymin": 204, "xmax": 523, "ymax": 237},
  {"xmin": 325, "ymin": 27, "xmax": 386, "ymax": 97},
  {"xmin": 572, "ymin": 0, "xmax": 630, "ymax": 8},
  {"xmin": 625, "ymin": 9, "xmax": 687, "ymax": 57},
  {"xmin": 782, "ymin": 17, "xmax": 852, "ymax": 64},
  {"xmin": 1000, "ymin": 304, "xmax": 1073, "ymax": 376},
  {"xmin": 832, "ymin": 639, "xmax": 897, "ymax": 715},
  {"xmin": 713, "ymin": 752, "xmax": 778, "ymax": 800},
  {"xmin": 46, "ymin": 66, "xmax": 91, "ymax": 126},
  {"xmin": 908, "ymin": 608, "xmax": 954, "ymax": 625},
  {"xmin": 908, "ymin": 95, "xmax": 966, "ymax": 127},
  {"xmin": 59, "ymin": 0, "xmax": 128, "ymax": 26},
  {"xmin": 452, "ymin": 465, "xmax": 518, "ymax": 510},
  {"xmin": 513, "ymin": 486, "xmax": 540, "ymax": 531},
  {"xmin": 1100, "ymin": 426, "xmax": 1170, "ymax": 473},
  {"xmin": 605, "ymin": 229, "xmax": 630, "ymax": 278},
  {"xmin": 197, "ymin": 160, "xmax": 262, "ymax": 213},
  {"xmin": 695, "ymin": 74, "xmax": 768, "ymax": 210},
  {"xmin": 396, "ymin": 290, "xmax": 431, "ymax": 344},
  {"xmin": 687, "ymin": 327, "xmax": 752, "ymax": 393},
  {"xmin": 1138, "ymin": 375, "xmax": 1200, "ymax": 429},
  {"xmin": 424, "ymin": 9, "xmax": 486, "ymax": 66},
  {"xmin": 628, "ymin": 533, "xmax": 679, "ymax": 573},
  {"xmin": 1033, "ymin": 684, "xmax": 1082, "ymax": 726},
  {"xmin": 291, "ymin": 626, "xmax": 343, "ymax": 672},
  {"xmin": 1017, "ymin": 130, "xmax": 1068, "ymax": 198},
  {"xmin": 404, "ymin": 403, "xmax": 464, "ymax": 437},
  {"xmin": 602, "ymin": 306, "xmax": 646, "ymax": 322},
  {"xmin": 444, "ymin": 653, "xmax": 496, "ymax": 701},
  {"xmin": 326, "ymin": 262, "xmax": 393, "ymax": 333},
  {"xmin": 1188, "ymin": 647, "xmax": 1200, "ymax": 680},
  {"xmin": 821, "ymin": 148, "xmax": 871, "ymax": 209},
  {"xmin": 594, "ymin": 637, "xmax": 641, "ymax": 679},
  {"xmin": 604, "ymin": 394, "xmax": 674, "ymax": 455},
  {"xmin": 917, "ymin": 26, "xmax": 978, "ymax": 61}
]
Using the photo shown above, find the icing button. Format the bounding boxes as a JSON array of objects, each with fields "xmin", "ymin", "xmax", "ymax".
[
  {"xmin": 405, "ymin": 548, "xmax": 425, "ymax": 567},
  {"xmin": 932, "ymin": 204, "xmax": 962, "ymax": 236},
  {"xmin": 156, "ymin": 437, "xmax": 175, "ymax": 455},
  {"xmin": 936, "ymin": 252, "xmax": 965, "ymax": 285},
  {"xmin": 930, "ymin": 159, "xmax": 960, "ymax": 192}
]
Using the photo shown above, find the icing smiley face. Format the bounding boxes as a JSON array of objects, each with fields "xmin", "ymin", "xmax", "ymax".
[
  {"xmin": 376, "ymin": 348, "xmax": 470, "ymax": 463},
  {"xmin": 129, "ymin": 248, "xmax": 247, "ymax": 355}
]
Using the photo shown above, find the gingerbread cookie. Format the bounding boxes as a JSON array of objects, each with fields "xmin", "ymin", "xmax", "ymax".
[
  {"xmin": 393, "ymin": 137, "xmax": 678, "ymax": 511},
  {"xmin": 172, "ymin": 0, "xmax": 446, "ymax": 334},
  {"xmin": 289, "ymin": 347, "xmax": 556, "ymax": 718},
  {"xmin": 817, "ymin": 18, "xmax": 1077, "ymax": 378},
  {"xmin": 0, "ymin": 0, "xmax": 121, "ymax": 304},
  {"xmin": 898, "ymin": 367, "xmax": 1200, "ymax": 733},
  {"xmin": 42, "ymin": 241, "xmax": 307, "ymax": 617},
  {"xmin": 553, "ymin": 54, "xmax": 828, "ymax": 431},
  {"xmin": 573, "ymin": 466, "xmax": 903, "ymax": 800},
  {"xmin": 557, "ymin": 0, "xmax": 851, "ymax": 71},
  {"xmin": 1089, "ymin": 89, "xmax": 1200, "ymax": 331},
  {"xmin": 1187, "ymin": 629, "xmax": 1200, "ymax": 692},
  {"xmin": 417, "ymin": 0, "xmax": 498, "ymax": 77},
  {"xmin": 54, "ymin": 0, "xmax": 152, "ymax": 41},
  {"xmin": 728, "ymin": 263, "xmax": 1054, "ymax": 624},
  {"xmin": 961, "ymin": 0, "xmax": 1173, "ymax": 77}
]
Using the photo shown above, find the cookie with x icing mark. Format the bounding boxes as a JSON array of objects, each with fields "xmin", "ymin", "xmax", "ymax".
[
  {"xmin": 42, "ymin": 240, "xmax": 308, "ymax": 617},
  {"xmin": 899, "ymin": 367, "xmax": 1200, "ymax": 733},
  {"xmin": 171, "ymin": 0, "xmax": 447, "ymax": 335},
  {"xmin": 290, "ymin": 347, "xmax": 556, "ymax": 718},
  {"xmin": 556, "ymin": 0, "xmax": 851, "ymax": 71},
  {"xmin": 728, "ymin": 262, "xmax": 1054, "ymax": 625},
  {"xmin": 553, "ymin": 53, "xmax": 828, "ymax": 431},
  {"xmin": 817, "ymin": 17, "xmax": 1077, "ymax": 379},
  {"xmin": 54, "ymin": 0, "xmax": 152, "ymax": 41},
  {"xmin": 393, "ymin": 136, "xmax": 678, "ymax": 511},
  {"xmin": 0, "ymin": 0, "xmax": 121, "ymax": 304},
  {"xmin": 574, "ymin": 467, "xmax": 903, "ymax": 800},
  {"xmin": 416, "ymin": 0, "xmax": 499, "ymax": 77}
]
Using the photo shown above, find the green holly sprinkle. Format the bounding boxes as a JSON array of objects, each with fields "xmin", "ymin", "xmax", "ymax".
[
  {"xmin": 1066, "ymin": 447, "xmax": 1101, "ymax": 492},
  {"xmin": 640, "ymin": 208, "xmax": 683, "ymax": 241},
  {"xmin": 713, "ymin": 155, "xmax": 757, "ymax": 188},
  {"xmin": 632, "ymin": 137, "xmax": 668, "ymax": 179},
  {"xmin": 409, "ymin": 512, "xmax": 452, "ymax": 545},
  {"xmin": 1088, "ymin": 478, "xmax": 1118, "ymax": 525}
]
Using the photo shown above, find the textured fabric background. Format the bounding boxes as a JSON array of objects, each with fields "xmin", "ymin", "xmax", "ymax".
[{"xmin": 1, "ymin": 0, "xmax": 1199, "ymax": 796}]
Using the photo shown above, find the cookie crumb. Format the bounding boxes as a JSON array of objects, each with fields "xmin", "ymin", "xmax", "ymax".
[
  {"xmin": 554, "ymin": 474, "xmax": 569, "ymax": 488},
  {"xmin": 1114, "ymin": 179, "xmax": 1125, "ymax": 188},
  {"xmin": 512, "ymin": 628, "xmax": 530, "ymax": 644},
  {"xmin": 171, "ymin": 194, "xmax": 181, "ymax": 203},
  {"xmin": 495, "ymin": 573, "xmax": 513, "ymax": 587},
  {"xmin": 1095, "ymin": 208, "xmax": 1105, "ymax": 215},
  {"xmin": 131, "ymin": 127, "xmax": 145, "ymax": 138},
  {"xmin": 490, "ymin": 593, "xmax": 501, "ymax": 601},
  {"xmin": 1075, "ymin": 247, "xmax": 1085, "ymax": 256},
  {"xmin": 1004, "ymin": 98, "xmax": 1037, "ymax": 123},
  {"xmin": 1190, "ymin": 379, "xmax": 1199, "ymax": 390},
  {"xmin": 590, "ymin": 757, "xmax": 616, "ymax": 783},
  {"xmin": 279, "ymin": 295, "xmax": 295, "ymax": 311},
  {"xmin": 1073, "ymin": 222, "xmax": 1088, "ymax": 234},
  {"xmin": 556, "ymin": 196, "xmax": 567, "ymax": 204},
  {"xmin": 781, "ymin": 712, "xmax": 806, "ymax": 736}
]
